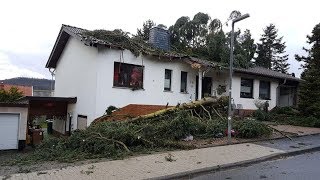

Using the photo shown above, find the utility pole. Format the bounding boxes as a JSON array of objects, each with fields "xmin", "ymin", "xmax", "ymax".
[{"xmin": 228, "ymin": 13, "xmax": 250, "ymax": 144}]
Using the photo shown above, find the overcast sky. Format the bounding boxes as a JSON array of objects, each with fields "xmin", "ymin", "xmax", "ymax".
[{"xmin": 0, "ymin": 0, "xmax": 319, "ymax": 80}]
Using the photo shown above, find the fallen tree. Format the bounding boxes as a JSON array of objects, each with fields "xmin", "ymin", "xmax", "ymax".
[{"xmin": 6, "ymin": 97, "xmax": 272, "ymax": 165}]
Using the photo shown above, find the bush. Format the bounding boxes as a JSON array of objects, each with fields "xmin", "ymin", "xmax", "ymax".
[
  {"xmin": 285, "ymin": 116, "xmax": 320, "ymax": 128},
  {"xmin": 156, "ymin": 110, "xmax": 207, "ymax": 140},
  {"xmin": 234, "ymin": 119, "xmax": 272, "ymax": 138},
  {"xmin": 206, "ymin": 119, "xmax": 227, "ymax": 136},
  {"xmin": 253, "ymin": 109, "xmax": 271, "ymax": 121},
  {"xmin": 270, "ymin": 106, "xmax": 299, "ymax": 116}
]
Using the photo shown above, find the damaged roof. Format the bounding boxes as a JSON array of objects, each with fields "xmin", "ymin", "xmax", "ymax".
[
  {"xmin": 45, "ymin": 24, "xmax": 218, "ymax": 69},
  {"xmin": 46, "ymin": 24, "xmax": 300, "ymax": 82}
]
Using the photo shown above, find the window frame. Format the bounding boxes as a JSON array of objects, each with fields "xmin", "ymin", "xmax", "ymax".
[
  {"xmin": 240, "ymin": 78, "xmax": 254, "ymax": 98},
  {"xmin": 164, "ymin": 69, "xmax": 172, "ymax": 91},
  {"xmin": 259, "ymin": 80, "xmax": 271, "ymax": 100},
  {"xmin": 113, "ymin": 62, "xmax": 144, "ymax": 89},
  {"xmin": 180, "ymin": 71, "xmax": 188, "ymax": 93}
]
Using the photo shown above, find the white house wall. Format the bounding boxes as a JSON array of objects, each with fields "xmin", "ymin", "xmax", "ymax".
[
  {"xmin": 54, "ymin": 37, "xmax": 98, "ymax": 129},
  {"xmin": 54, "ymin": 37, "xmax": 283, "ymax": 127},
  {"xmin": 95, "ymin": 49, "xmax": 198, "ymax": 119},
  {"xmin": 231, "ymin": 75, "xmax": 278, "ymax": 110}
]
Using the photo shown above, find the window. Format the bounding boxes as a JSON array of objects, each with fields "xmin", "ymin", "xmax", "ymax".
[
  {"xmin": 240, "ymin": 78, "xmax": 253, "ymax": 98},
  {"xmin": 180, "ymin": 71, "xmax": 188, "ymax": 93},
  {"xmin": 259, "ymin": 81, "xmax": 270, "ymax": 100},
  {"xmin": 164, "ymin": 69, "xmax": 172, "ymax": 91},
  {"xmin": 113, "ymin": 62, "xmax": 143, "ymax": 89}
]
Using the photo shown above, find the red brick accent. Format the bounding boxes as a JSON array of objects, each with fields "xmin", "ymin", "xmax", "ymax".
[
  {"xmin": 0, "ymin": 84, "xmax": 32, "ymax": 96},
  {"xmin": 112, "ymin": 104, "xmax": 170, "ymax": 118},
  {"xmin": 93, "ymin": 104, "xmax": 171, "ymax": 123}
]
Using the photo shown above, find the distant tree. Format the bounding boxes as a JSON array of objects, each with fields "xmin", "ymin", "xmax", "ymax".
[
  {"xmin": 136, "ymin": 20, "xmax": 156, "ymax": 41},
  {"xmin": 0, "ymin": 87, "xmax": 23, "ymax": 102},
  {"xmin": 232, "ymin": 29, "xmax": 256, "ymax": 68},
  {"xmin": 295, "ymin": 23, "xmax": 320, "ymax": 117},
  {"xmin": 255, "ymin": 24, "xmax": 289, "ymax": 73}
]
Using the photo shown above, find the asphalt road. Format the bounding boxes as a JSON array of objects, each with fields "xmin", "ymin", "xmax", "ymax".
[{"xmin": 192, "ymin": 150, "xmax": 320, "ymax": 180}]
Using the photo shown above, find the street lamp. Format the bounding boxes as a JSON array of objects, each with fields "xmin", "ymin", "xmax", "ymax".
[{"xmin": 227, "ymin": 13, "xmax": 250, "ymax": 144}]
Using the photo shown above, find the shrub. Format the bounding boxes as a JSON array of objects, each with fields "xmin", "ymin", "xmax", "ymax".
[
  {"xmin": 253, "ymin": 109, "xmax": 271, "ymax": 121},
  {"xmin": 105, "ymin": 105, "xmax": 118, "ymax": 115},
  {"xmin": 206, "ymin": 119, "xmax": 227, "ymax": 136},
  {"xmin": 234, "ymin": 119, "xmax": 272, "ymax": 138},
  {"xmin": 157, "ymin": 110, "xmax": 207, "ymax": 140},
  {"xmin": 270, "ymin": 106, "xmax": 299, "ymax": 116}
]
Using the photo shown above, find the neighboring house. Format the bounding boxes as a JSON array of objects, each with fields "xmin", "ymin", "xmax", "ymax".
[
  {"xmin": 45, "ymin": 24, "xmax": 300, "ymax": 133},
  {"xmin": 0, "ymin": 77, "xmax": 54, "ymax": 97},
  {"xmin": 0, "ymin": 83, "xmax": 33, "ymax": 96}
]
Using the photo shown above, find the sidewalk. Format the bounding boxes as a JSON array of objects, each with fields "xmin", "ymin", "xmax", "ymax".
[{"xmin": 2, "ymin": 134, "xmax": 320, "ymax": 180}]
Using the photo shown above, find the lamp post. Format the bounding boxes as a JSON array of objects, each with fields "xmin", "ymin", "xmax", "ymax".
[{"xmin": 228, "ymin": 13, "xmax": 250, "ymax": 144}]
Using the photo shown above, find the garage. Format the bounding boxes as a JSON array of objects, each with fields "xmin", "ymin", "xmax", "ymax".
[
  {"xmin": 0, "ymin": 113, "xmax": 19, "ymax": 150},
  {"xmin": 0, "ymin": 102, "xmax": 28, "ymax": 151}
]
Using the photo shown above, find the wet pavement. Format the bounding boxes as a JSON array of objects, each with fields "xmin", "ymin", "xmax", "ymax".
[
  {"xmin": 191, "ymin": 135, "xmax": 320, "ymax": 180},
  {"xmin": 254, "ymin": 134, "xmax": 320, "ymax": 151}
]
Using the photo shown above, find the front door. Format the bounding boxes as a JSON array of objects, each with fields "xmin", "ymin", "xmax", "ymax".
[
  {"xmin": 195, "ymin": 76, "xmax": 212, "ymax": 100},
  {"xmin": 202, "ymin": 77, "xmax": 212, "ymax": 97}
]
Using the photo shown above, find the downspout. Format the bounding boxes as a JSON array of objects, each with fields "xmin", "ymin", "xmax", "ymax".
[
  {"xmin": 68, "ymin": 112, "xmax": 72, "ymax": 136},
  {"xmin": 198, "ymin": 69, "xmax": 203, "ymax": 100}
]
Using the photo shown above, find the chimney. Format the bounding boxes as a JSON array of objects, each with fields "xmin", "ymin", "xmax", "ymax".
[{"xmin": 149, "ymin": 25, "xmax": 170, "ymax": 51}]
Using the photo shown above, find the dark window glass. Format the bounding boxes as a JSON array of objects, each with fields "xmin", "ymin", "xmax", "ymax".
[
  {"xmin": 259, "ymin": 81, "xmax": 270, "ymax": 99},
  {"xmin": 240, "ymin": 78, "xmax": 253, "ymax": 98},
  {"xmin": 164, "ymin": 69, "xmax": 172, "ymax": 91},
  {"xmin": 180, "ymin": 71, "xmax": 188, "ymax": 92},
  {"xmin": 113, "ymin": 62, "xmax": 143, "ymax": 89}
]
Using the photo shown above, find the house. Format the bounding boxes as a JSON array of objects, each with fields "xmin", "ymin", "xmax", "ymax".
[
  {"xmin": 0, "ymin": 83, "xmax": 33, "ymax": 96},
  {"xmin": 0, "ymin": 78, "xmax": 54, "ymax": 97},
  {"xmin": 44, "ymin": 24, "xmax": 300, "ymax": 134}
]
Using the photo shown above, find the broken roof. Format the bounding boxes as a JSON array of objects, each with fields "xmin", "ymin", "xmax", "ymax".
[
  {"xmin": 46, "ymin": 24, "xmax": 219, "ymax": 69},
  {"xmin": 46, "ymin": 24, "xmax": 300, "ymax": 82}
]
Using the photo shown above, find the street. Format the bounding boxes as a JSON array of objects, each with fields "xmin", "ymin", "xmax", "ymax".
[{"xmin": 192, "ymin": 150, "xmax": 320, "ymax": 180}]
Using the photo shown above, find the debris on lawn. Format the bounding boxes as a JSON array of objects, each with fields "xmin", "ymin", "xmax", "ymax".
[
  {"xmin": 4, "ymin": 96, "xmax": 273, "ymax": 165},
  {"xmin": 165, "ymin": 153, "xmax": 176, "ymax": 162}
]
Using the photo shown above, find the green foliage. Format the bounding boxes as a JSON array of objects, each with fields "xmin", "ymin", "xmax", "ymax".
[
  {"xmin": 284, "ymin": 116, "xmax": 320, "ymax": 128},
  {"xmin": 295, "ymin": 23, "xmax": 320, "ymax": 118},
  {"xmin": 255, "ymin": 24, "xmax": 289, "ymax": 73},
  {"xmin": 270, "ymin": 106, "xmax": 299, "ymax": 116},
  {"xmin": 168, "ymin": 11, "xmax": 255, "ymax": 68},
  {"xmin": 234, "ymin": 119, "xmax": 272, "ymax": 138},
  {"xmin": 83, "ymin": 29, "xmax": 165, "ymax": 57},
  {"xmin": 8, "ymin": 97, "xmax": 270, "ymax": 165},
  {"xmin": 0, "ymin": 86, "xmax": 23, "ymax": 102},
  {"xmin": 136, "ymin": 19, "xmax": 156, "ymax": 41},
  {"xmin": 253, "ymin": 109, "xmax": 271, "ymax": 121},
  {"xmin": 270, "ymin": 106, "xmax": 320, "ymax": 128},
  {"xmin": 206, "ymin": 119, "xmax": 227, "ymax": 136},
  {"xmin": 105, "ymin": 105, "xmax": 118, "ymax": 115}
]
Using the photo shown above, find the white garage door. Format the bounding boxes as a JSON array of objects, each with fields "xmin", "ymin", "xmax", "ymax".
[{"xmin": 0, "ymin": 114, "xmax": 19, "ymax": 150}]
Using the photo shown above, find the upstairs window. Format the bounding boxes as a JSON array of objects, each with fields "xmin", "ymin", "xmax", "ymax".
[
  {"xmin": 259, "ymin": 81, "xmax": 270, "ymax": 100},
  {"xmin": 240, "ymin": 78, "xmax": 253, "ymax": 98},
  {"xmin": 113, "ymin": 62, "xmax": 143, "ymax": 89},
  {"xmin": 180, "ymin": 71, "xmax": 188, "ymax": 93},
  {"xmin": 164, "ymin": 69, "xmax": 172, "ymax": 91}
]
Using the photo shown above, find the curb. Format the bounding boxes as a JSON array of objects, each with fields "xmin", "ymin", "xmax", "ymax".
[
  {"xmin": 197, "ymin": 132, "xmax": 320, "ymax": 149},
  {"xmin": 150, "ymin": 142, "xmax": 320, "ymax": 180}
]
